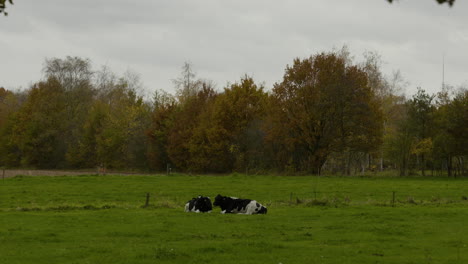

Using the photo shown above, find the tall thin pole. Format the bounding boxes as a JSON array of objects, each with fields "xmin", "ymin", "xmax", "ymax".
[{"xmin": 442, "ymin": 54, "xmax": 445, "ymax": 90}]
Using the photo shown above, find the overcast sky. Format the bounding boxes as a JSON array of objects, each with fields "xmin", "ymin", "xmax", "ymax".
[{"xmin": 1, "ymin": 0, "xmax": 467, "ymax": 97}]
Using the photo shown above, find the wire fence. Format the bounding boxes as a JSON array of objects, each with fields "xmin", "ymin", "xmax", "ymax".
[
  {"xmin": 0, "ymin": 169, "xmax": 155, "ymax": 179},
  {"xmin": 282, "ymin": 190, "xmax": 468, "ymax": 208},
  {"xmin": 2, "ymin": 169, "xmax": 467, "ymax": 209}
]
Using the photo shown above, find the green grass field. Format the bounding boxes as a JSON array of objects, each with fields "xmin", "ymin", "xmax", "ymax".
[{"xmin": 1, "ymin": 174, "xmax": 467, "ymax": 264}]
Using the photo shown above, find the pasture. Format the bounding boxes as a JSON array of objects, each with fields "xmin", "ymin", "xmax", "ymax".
[{"xmin": 0, "ymin": 174, "xmax": 467, "ymax": 264}]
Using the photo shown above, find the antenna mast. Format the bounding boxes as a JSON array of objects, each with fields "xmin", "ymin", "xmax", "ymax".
[{"xmin": 442, "ymin": 54, "xmax": 445, "ymax": 90}]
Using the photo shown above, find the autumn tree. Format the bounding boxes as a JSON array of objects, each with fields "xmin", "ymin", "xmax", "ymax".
[
  {"xmin": 70, "ymin": 73, "xmax": 151, "ymax": 170},
  {"xmin": 361, "ymin": 52, "xmax": 408, "ymax": 172},
  {"xmin": 268, "ymin": 52, "xmax": 383, "ymax": 175},
  {"xmin": 66, "ymin": 100, "xmax": 107, "ymax": 168},
  {"xmin": 0, "ymin": 87, "xmax": 15, "ymax": 129},
  {"xmin": 156, "ymin": 62, "xmax": 219, "ymax": 172},
  {"xmin": 1, "ymin": 57, "xmax": 154, "ymax": 171},
  {"xmin": 218, "ymin": 76, "xmax": 268, "ymax": 173},
  {"xmin": 406, "ymin": 88, "xmax": 435, "ymax": 176},
  {"xmin": 384, "ymin": 89, "xmax": 436, "ymax": 176},
  {"xmin": 433, "ymin": 87, "xmax": 468, "ymax": 176},
  {"xmin": 8, "ymin": 78, "xmax": 67, "ymax": 168},
  {"xmin": 50, "ymin": 61, "xmax": 152, "ymax": 170},
  {"xmin": 66, "ymin": 65, "xmax": 118, "ymax": 168},
  {"xmin": 383, "ymin": 105, "xmax": 413, "ymax": 176},
  {"xmin": 386, "ymin": 86, "xmax": 466, "ymax": 177},
  {"xmin": 146, "ymin": 89, "xmax": 176, "ymax": 171},
  {"xmin": 42, "ymin": 57, "xmax": 95, "ymax": 167},
  {"xmin": 166, "ymin": 81, "xmax": 217, "ymax": 171},
  {"xmin": 0, "ymin": 87, "xmax": 24, "ymax": 166},
  {"xmin": 97, "ymin": 83, "xmax": 150, "ymax": 169},
  {"xmin": 444, "ymin": 88, "xmax": 468, "ymax": 176},
  {"xmin": 188, "ymin": 76, "xmax": 268, "ymax": 173}
]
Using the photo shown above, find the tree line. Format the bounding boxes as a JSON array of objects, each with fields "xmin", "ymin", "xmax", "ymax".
[{"xmin": 0, "ymin": 50, "xmax": 466, "ymax": 176}]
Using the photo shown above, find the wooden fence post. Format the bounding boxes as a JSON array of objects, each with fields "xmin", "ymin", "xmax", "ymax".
[
  {"xmin": 167, "ymin": 164, "xmax": 171, "ymax": 175},
  {"xmin": 145, "ymin": 193, "xmax": 150, "ymax": 207},
  {"xmin": 392, "ymin": 191, "xmax": 396, "ymax": 207}
]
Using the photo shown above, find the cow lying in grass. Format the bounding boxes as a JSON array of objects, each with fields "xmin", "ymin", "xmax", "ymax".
[
  {"xmin": 184, "ymin": 195, "xmax": 212, "ymax": 213},
  {"xmin": 213, "ymin": 194, "xmax": 267, "ymax": 214}
]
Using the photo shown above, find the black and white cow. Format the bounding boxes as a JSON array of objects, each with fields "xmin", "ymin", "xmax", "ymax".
[
  {"xmin": 213, "ymin": 194, "xmax": 267, "ymax": 214},
  {"xmin": 184, "ymin": 195, "xmax": 213, "ymax": 213}
]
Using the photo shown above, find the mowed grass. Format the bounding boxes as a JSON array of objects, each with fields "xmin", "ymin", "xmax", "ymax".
[{"xmin": 0, "ymin": 174, "xmax": 467, "ymax": 264}]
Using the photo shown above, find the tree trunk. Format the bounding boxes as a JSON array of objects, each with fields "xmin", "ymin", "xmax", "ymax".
[
  {"xmin": 399, "ymin": 153, "xmax": 407, "ymax": 177},
  {"xmin": 447, "ymin": 155, "xmax": 452, "ymax": 177},
  {"xmin": 461, "ymin": 157, "xmax": 466, "ymax": 176},
  {"xmin": 341, "ymin": 152, "xmax": 347, "ymax": 176},
  {"xmin": 421, "ymin": 154, "xmax": 426, "ymax": 177},
  {"xmin": 368, "ymin": 153, "xmax": 371, "ymax": 171},
  {"xmin": 346, "ymin": 152, "xmax": 352, "ymax": 176}
]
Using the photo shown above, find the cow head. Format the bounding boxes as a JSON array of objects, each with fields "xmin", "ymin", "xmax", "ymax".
[
  {"xmin": 213, "ymin": 194, "xmax": 226, "ymax": 207},
  {"xmin": 196, "ymin": 195, "xmax": 213, "ymax": 212}
]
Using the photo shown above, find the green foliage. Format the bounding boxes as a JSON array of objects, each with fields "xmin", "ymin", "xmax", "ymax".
[
  {"xmin": 384, "ymin": 87, "xmax": 468, "ymax": 177},
  {"xmin": 146, "ymin": 90, "xmax": 176, "ymax": 171},
  {"xmin": 407, "ymin": 88, "xmax": 435, "ymax": 176},
  {"xmin": 188, "ymin": 76, "xmax": 268, "ymax": 173},
  {"xmin": 0, "ymin": 0, "xmax": 13, "ymax": 16},
  {"xmin": 0, "ymin": 57, "xmax": 153, "ymax": 171},
  {"xmin": 443, "ymin": 90, "xmax": 468, "ymax": 156},
  {"xmin": 67, "ymin": 100, "xmax": 107, "ymax": 168},
  {"xmin": 167, "ymin": 82, "xmax": 217, "ymax": 171},
  {"xmin": 388, "ymin": 0, "xmax": 455, "ymax": 6},
  {"xmin": 9, "ymin": 79, "xmax": 67, "ymax": 168},
  {"xmin": 0, "ymin": 88, "xmax": 23, "ymax": 166},
  {"xmin": 384, "ymin": 115, "xmax": 413, "ymax": 176},
  {"xmin": 432, "ymin": 88, "xmax": 468, "ymax": 176},
  {"xmin": 72, "ymin": 82, "xmax": 150, "ymax": 170}
]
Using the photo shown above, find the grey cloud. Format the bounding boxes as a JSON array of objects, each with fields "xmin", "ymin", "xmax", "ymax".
[{"xmin": 1, "ymin": 0, "xmax": 467, "ymax": 95}]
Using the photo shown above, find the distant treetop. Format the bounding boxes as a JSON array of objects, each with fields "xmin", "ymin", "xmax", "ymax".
[
  {"xmin": 0, "ymin": 0, "xmax": 13, "ymax": 16},
  {"xmin": 0, "ymin": 0, "xmax": 457, "ymax": 16},
  {"xmin": 387, "ymin": 0, "xmax": 455, "ymax": 7}
]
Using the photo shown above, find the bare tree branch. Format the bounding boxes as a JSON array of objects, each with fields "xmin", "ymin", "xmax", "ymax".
[{"xmin": 387, "ymin": 0, "xmax": 455, "ymax": 7}]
